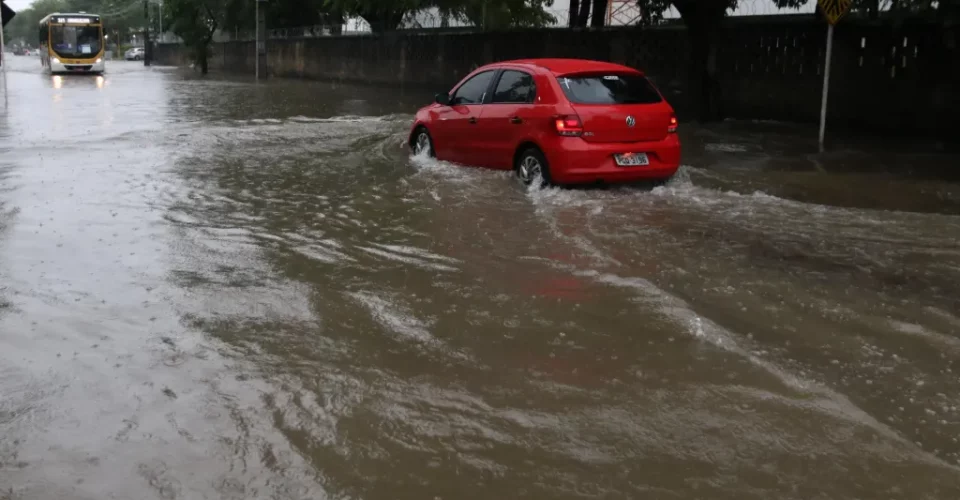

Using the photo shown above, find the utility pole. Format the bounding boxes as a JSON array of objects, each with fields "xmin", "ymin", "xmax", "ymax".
[
  {"xmin": 143, "ymin": 0, "xmax": 151, "ymax": 66},
  {"xmin": 158, "ymin": 0, "xmax": 163, "ymax": 43},
  {"xmin": 256, "ymin": 0, "xmax": 268, "ymax": 80}
]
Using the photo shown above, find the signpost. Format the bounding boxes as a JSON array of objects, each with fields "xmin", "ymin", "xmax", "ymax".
[
  {"xmin": 817, "ymin": 0, "xmax": 852, "ymax": 152},
  {"xmin": 0, "ymin": 1, "xmax": 12, "ymax": 26},
  {"xmin": 1, "ymin": 0, "xmax": 16, "ymax": 75}
]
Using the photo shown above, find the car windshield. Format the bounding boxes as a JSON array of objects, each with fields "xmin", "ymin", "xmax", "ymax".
[
  {"xmin": 51, "ymin": 25, "xmax": 101, "ymax": 58},
  {"xmin": 556, "ymin": 73, "xmax": 663, "ymax": 105}
]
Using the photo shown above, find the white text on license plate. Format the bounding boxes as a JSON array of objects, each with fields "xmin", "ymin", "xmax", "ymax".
[{"xmin": 614, "ymin": 153, "xmax": 649, "ymax": 167}]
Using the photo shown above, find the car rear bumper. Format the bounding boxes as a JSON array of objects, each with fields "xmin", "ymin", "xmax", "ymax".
[{"xmin": 544, "ymin": 134, "xmax": 681, "ymax": 184}]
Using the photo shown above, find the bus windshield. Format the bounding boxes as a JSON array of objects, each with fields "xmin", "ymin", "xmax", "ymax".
[{"xmin": 50, "ymin": 25, "xmax": 101, "ymax": 58}]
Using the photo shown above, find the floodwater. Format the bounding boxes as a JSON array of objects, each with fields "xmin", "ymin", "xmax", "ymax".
[{"xmin": 2, "ymin": 56, "xmax": 960, "ymax": 499}]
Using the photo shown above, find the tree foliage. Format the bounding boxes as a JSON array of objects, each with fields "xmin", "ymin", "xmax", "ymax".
[
  {"xmin": 568, "ymin": 0, "xmax": 609, "ymax": 27},
  {"xmin": 324, "ymin": 0, "xmax": 555, "ymax": 32},
  {"xmin": 3, "ymin": 0, "xmax": 146, "ymax": 47},
  {"xmin": 630, "ymin": 0, "xmax": 948, "ymax": 122},
  {"xmin": 635, "ymin": 0, "xmax": 948, "ymax": 26},
  {"xmin": 8, "ymin": 0, "xmax": 947, "ymax": 81},
  {"xmin": 165, "ymin": 0, "xmax": 234, "ymax": 74},
  {"xmin": 447, "ymin": 0, "xmax": 556, "ymax": 29},
  {"xmin": 629, "ymin": 1, "xmax": 806, "ymax": 122}
]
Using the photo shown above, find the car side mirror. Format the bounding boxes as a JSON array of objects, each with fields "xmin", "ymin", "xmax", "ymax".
[{"xmin": 435, "ymin": 93, "xmax": 450, "ymax": 106}]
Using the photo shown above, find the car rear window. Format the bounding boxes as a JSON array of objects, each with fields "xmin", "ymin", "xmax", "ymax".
[{"xmin": 556, "ymin": 73, "xmax": 663, "ymax": 105}]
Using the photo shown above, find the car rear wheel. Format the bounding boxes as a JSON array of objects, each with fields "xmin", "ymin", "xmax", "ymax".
[
  {"xmin": 412, "ymin": 127, "xmax": 434, "ymax": 157},
  {"xmin": 515, "ymin": 147, "xmax": 551, "ymax": 187}
]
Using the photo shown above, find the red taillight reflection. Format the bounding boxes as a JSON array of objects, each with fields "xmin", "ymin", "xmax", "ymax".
[
  {"xmin": 554, "ymin": 115, "xmax": 583, "ymax": 136},
  {"xmin": 668, "ymin": 114, "xmax": 678, "ymax": 133}
]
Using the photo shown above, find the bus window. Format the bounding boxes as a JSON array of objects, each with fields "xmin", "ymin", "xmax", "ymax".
[{"xmin": 50, "ymin": 24, "xmax": 101, "ymax": 58}]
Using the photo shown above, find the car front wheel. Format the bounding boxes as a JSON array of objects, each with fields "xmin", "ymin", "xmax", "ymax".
[
  {"xmin": 412, "ymin": 127, "xmax": 434, "ymax": 157},
  {"xmin": 515, "ymin": 147, "xmax": 551, "ymax": 187}
]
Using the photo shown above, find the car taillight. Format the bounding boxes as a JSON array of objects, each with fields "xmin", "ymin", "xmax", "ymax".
[
  {"xmin": 668, "ymin": 114, "xmax": 678, "ymax": 133},
  {"xmin": 554, "ymin": 115, "xmax": 583, "ymax": 137}
]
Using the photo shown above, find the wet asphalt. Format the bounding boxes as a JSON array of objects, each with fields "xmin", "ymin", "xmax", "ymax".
[{"xmin": 2, "ymin": 56, "xmax": 960, "ymax": 499}]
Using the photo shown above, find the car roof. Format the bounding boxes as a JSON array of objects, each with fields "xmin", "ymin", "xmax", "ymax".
[{"xmin": 491, "ymin": 58, "xmax": 642, "ymax": 76}]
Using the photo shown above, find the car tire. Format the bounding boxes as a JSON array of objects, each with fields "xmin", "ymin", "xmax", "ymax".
[
  {"xmin": 515, "ymin": 147, "xmax": 551, "ymax": 187},
  {"xmin": 412, "ymin": 126, "xmax": 434, "ymax": 157}
]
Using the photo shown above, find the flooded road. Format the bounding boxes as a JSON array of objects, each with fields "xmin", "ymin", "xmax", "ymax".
[{"xmin": 2, "ymin": 56, "xmax": 960, "ymax": 499}]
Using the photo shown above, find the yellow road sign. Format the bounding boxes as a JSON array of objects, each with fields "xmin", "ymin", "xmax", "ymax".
[{"xmin": 818, "ymin": 0, "xmax": 853, "ymax": 25}]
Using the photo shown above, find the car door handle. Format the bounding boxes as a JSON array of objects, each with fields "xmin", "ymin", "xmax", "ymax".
[
  {"xmin": 510, "ymin": 117, "xmax": 523, "ymax": 124},
  {"xmin": 468, "ymin": 117, "xmax": 478, "ymax": 124}
]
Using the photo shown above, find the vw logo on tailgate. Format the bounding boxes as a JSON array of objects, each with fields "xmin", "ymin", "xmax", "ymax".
[{"xmin": 625, "ymin": 116, "xmax": 636, "ymax": 127}]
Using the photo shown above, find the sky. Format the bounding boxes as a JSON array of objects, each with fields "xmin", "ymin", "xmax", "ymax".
[{"xmin": 5, "ymin": 0, "xmax": 33, "ymax": 11}]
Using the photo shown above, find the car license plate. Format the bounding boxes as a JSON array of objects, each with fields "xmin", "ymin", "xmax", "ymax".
[{"xmin": 614, "ymin": 153, "xmax": 649, "ymax": 167}]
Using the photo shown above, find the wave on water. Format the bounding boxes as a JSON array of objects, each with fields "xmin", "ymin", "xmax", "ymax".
[
  {"xmin": 289, "ymin": 114, "xmax": 410, "ymax": 124},
  {"xmin": 574, "ymin": 268, "xmax": 960, "ymax": 471},
  {"xmin": 224, "ymin": 114, "xmax": 410, "ymax": 128},
  {"xmin": 348, "ymin": 291, "xmax": 437, "ymax": 345},
  {"xmin": 407, "ymin": 148, "xmax": 484, "ymax": 183},
  {"xmin": 521, "ymin": 164, "xmax": 937, "ymax": 226},
  {"xmin": 358, "ymin": 244, "xmax": 460, "ymax": 273}
]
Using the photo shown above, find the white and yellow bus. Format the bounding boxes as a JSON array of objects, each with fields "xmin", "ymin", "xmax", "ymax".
[{"xmin": 39, "ymin": 13, "xmax": 106, "ymax": 74}]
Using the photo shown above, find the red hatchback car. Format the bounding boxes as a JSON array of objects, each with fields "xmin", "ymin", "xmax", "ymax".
[{"xmin": 408, "ymin": 58, "xmax": 681, "ymax": 186}]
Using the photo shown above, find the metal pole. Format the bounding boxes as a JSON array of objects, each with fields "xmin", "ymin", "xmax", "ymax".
[
  {"xmin": 818, "ymin": 23, "xmax": 834, "ymax": 153},
  {"xmin": 158, "ymin": 0, "xmax": 163, "ymax": 43},
  {"xmin": 0, "ymin": 5, "xmax": 7, "ymax": 77},
  {"xmin": 143, "ymin": 0, "xmax": 151, "ymax": 66},
  {"xmin": 256, "ymin": 0, "xmax": 267, "ymax": 80}
]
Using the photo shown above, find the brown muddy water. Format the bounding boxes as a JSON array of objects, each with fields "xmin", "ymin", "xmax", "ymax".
[{"xmin": 2, "ymin": 57, "xmax": 960, "ymax": 499}]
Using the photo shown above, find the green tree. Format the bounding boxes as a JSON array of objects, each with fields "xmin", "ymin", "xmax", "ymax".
[
  {"xmin": 439, "ymin": 0, "xmax": 556, "ymax": 28},
  {"xmin": 568, "ymin": 0, "xmax": 608, "ymax": 27},
  {"xmin": 99, "ymin": 0, "xmax": 148, "ymax": 48},
  {"xmin": 634, "ymin": 0, "xmax": 806, "ymax": 122},
  {"xmin": 325, "ymin": 0, "xmax": 554, "ymax": 32},
  {"xmin": 3, "ymin": 0, "xmax": 66, "ymax": 44},
  {"xmin": 165, "ymin": 0, "xmax": 229, "ymax": 74},
  {"xmin": 3, "ymin": 0, "xmax": 146, "ymax": 48},
  {"xmin": 323, "ymin": 0, "xmax": 415, "ymax": 32},
  {"xmin": 590, "ymin": 0, "xmax": 609, "ymax": 27},
  {"xmin": 636, "ymin": 0, "xmax": 952, "ymax": 121},
  {"xmin": 270, "ymin": 0, "xmax": 324, "ymax": 27}
]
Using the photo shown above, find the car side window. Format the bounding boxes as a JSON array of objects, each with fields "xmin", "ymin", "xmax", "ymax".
[
  {"xmin": 451, "ymin": 71, "xmax": 494, "ymax": 105},
  {"xmin": 491, "ymin": 71, "xmax": 536, "ymax": 104}
]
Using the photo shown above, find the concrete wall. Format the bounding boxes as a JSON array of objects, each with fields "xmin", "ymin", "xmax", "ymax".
[{"xmin": 154, "ymin": 17, "xmax": 960, "ymax": 136}]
